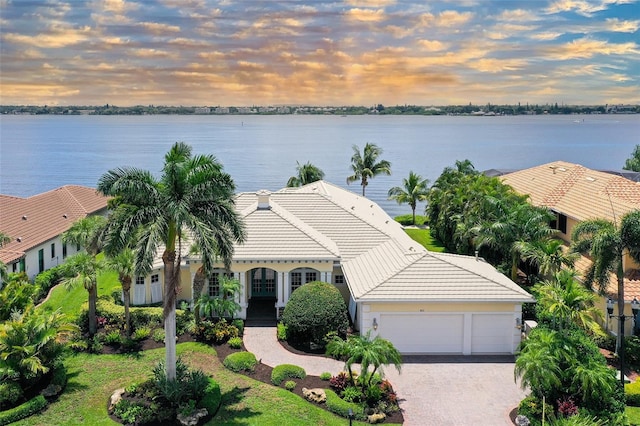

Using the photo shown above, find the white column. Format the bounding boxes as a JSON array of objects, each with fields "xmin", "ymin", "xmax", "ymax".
[
  {"xmin": 283, "ymin": 272, "xmax": 290, "ymax": 304},
  {"xmin": 277, "ymin": 271, "xmax": 285, "ymax": 307},
  {"xmin": 325, "ymin": 271, "xmax": 332, "ymax": 284}
]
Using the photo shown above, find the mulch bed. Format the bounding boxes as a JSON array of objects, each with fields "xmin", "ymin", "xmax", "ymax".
[{"xmin": 102, "ymin": 333, "xmax": 404, "ymax": 424}]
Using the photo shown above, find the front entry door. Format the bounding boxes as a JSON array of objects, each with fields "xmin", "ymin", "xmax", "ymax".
[{"xmin": 251, "ymin": 268, "xmax": 277, "ymax": 298}]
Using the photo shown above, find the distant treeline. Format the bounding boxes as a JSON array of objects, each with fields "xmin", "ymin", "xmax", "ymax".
[{"xmin": 1, "ymin": 103, "xmax": 637, "ymax": 116}]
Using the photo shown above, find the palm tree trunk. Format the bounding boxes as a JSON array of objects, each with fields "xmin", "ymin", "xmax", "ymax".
[
  {"xmin": 122, "ymin": 277, "xmax": 132, "ymax": 338},
  {"xmin": 163, "ymin": 250, "xmax": 178, "ymax": 381},
  {"xmin": 616, "ymin": 260, "xmax": 625, "ymax": 356},
  {"xmin": 88, "ymin": 283, "xmax": 98, "ymax": 336},
  {"xmin": 192, "ymin": 267, "xmax": 206, "ymax": 323}
]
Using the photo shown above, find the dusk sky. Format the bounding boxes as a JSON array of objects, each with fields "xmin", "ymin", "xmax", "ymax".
[{"xmin": 1, "ymin": 0, "xmax": 639, "ymax": 106}]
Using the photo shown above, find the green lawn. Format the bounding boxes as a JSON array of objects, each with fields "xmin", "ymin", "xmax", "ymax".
[
  {"xmin": 628, "ymin": 406, "xmax": 640, "ymax": 426},
  {"xmin": 14, "ymin": 343, "xmax": 378, "ymax": 426},
  {"xmin": 36, "ymin": 270, "xmax": 121, "ymax": 319},
  {"xmin": 404, "ymin": 228, "xmax": 446, "ymax": 253}
]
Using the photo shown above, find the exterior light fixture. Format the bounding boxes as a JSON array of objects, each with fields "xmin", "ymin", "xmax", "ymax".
[
  {"xmin": 632, "ymin": 297, "xmax": 640, "ymax": 336},
  {"xmin": 607, "ymin": 297, "xmax": 614, "ymax": 316},
  {"xmin": 516, "ymin": 317, "xmax": 522, "ymax": 329},
  {"xmin": 372, "ymin": 317, "xmax": 378, "ymax": 331}
]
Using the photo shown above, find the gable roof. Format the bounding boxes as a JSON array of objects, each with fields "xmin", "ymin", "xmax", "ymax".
[
  {"xmin": 0, "ymin": 186, "xmax": 109, "ymax": 263},
  {"xmin": 501, "ymin": 161, "xmax": 640, "ymax": 223},
  {"xmin": 234, "ymin": 181, "xmax": 533, "ymax": 303}
]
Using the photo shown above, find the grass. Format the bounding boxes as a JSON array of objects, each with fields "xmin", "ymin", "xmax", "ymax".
[
  {"xmin": 628, "ymin": 406, "xmax": 640, "ymax": 426},
  {"xmin": 13, "ymin": 342, "xmax": 378, "ymax": 426},
  {"xmin": 404, "ymin": 227, "xmax": 446, "ymax": 253},
  {"xmin": 36, "ymin": 270, "xmax": 121, "ymax": 319}
]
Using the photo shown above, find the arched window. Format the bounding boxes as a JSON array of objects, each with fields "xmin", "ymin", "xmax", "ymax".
[{"xmin": 290, "ymin": 268, "xmax": 318, "ymax": 292}]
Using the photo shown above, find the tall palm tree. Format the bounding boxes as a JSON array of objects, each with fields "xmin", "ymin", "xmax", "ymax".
[
  {"xmin": 515, "ymin": 238, "xmax": 579, "ymax": 281},
  {"xmin": 571, "ymin": 210, "xmax": 640, "ymax": 353},
  {"xmin": 387, "ymin": 171, "xmax": 430, "ymax": 225},
  {"xmin": 533, "ymin": 269, "xmax": 604, "ymax": 335},
  {"xmin": 61, "ymin": 216, "xmax": 107, "ymax": 336},
  {"xmin": 286, "ymin": 161, "xmax": 325, "ymax": 187},
  {"xmin": 0, "ymin": 231, "xmax": 10, "ymax": 281},
  {"xmin": 105, "ymin": 249, "xmax": 135, "ymax": 337},
  {"xmin": 346, "ymin": 143, "xmax": 391, "ymax": 196},
  {"xmin": 97, "ymin": 142, "xmax": 246, "ymax": 380}
]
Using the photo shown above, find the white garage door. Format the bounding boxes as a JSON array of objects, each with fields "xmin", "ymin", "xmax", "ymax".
[
  {"xmin": 378, "ymin": 314, "xmax": 464, "ymax": 354},
  {"xmin": 471, "ymin": 314, "xmax": 514, "ymax": 354}
]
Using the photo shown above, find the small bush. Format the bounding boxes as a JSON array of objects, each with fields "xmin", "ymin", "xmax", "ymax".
[
  {"xmin": 281, "ymin": 281, "xmax": 348, "ymax": 347},
  {"xmin": 394, "ymin": 214, "xmax": 427, "ymax": 226},
  {"xmin": 132, "ymin": 326, "xmax": 151, "ymax": 341},
  {"xmin": 0, "ymin": 382, "xmax": 23, "ymax": 410},
  {"xmin": 152, "ymin": 328, "xmax": 165, "ymax": 343},
  {"xmin": 277, "ymin": 322, "xmax": 288, "ymax": 341},
  {"xmin": 113, "ymin": 399, "xmax": 156, "ymax": 425},
  {"xmin": 342, "ymin": 386, "xmax": 363, "ymax": 403},
  {"xmin": 223, "ymin": 351, "xmax": 257, "ymax": 373},
  {"xmin": 329, "ymin": 372, "xmax": 349, "ymax": 394},
  {"xmin": 626, "ymin": 380, "xmax": 640, "ymax": 407},
  {"xmin": 232, "ymin": 319, "xmax": 244, "ymax": 337},
  {"xmin": 518, "ymin": 395, "xmax": 543, "ymax": 426},
  {"xmin": 271, "ymin": 364, "xmax": 306, "ymax": 386},
  {"xmin": 325, "ymin": 389, "xmax": 367, "ymax": 421},
  {"xmin": 104, "ymin": 330, "xmax": 122, "ymax": 345},
  {"xmin": 320, "ymin": 372, "xmax": 332, "ymax": 381},
  {"xmin": 228, "ymin": 336, "xmax": 243, "ymax": 349},
  {"xmin": 285, "ymin": 381, "xmax": 296, "ymax": 391},
  {"xmin": 0, "ymin": 395, "xmax": 47, "ymax": 426},
  {"xmin": 33, "ymin": 265, "xmax": 65, "ymax": 300},
  {"xmin": 193, "ymin": 319, "xmax": 239, "ymax": 344}
]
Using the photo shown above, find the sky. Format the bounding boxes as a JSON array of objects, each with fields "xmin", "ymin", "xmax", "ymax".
[{"xmin": 1, "ymin": 0, "xmax": 639, "ymax": 107}]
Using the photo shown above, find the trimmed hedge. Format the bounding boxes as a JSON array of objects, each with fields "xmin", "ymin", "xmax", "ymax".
[
  {"xmin": 198, "ymin": 378, "xmax": 222, "ymax": 415},
  {"xmin": 223, "ymin": 351, "xmax": 257, "ymax": 373},
  {"xmin": 627, "ymin": 380, "xmax": 640, "ymax": 407},
  {"xmin": 325, "ymin": 389, "xmax": 367, "ymax": 421},
  {"xmin": 281, "ymin": 281, "xmax": 348, "ymax": 346},
  {"xmin": 0, "ymin": 395, "xmax": 47, "ymax": 426},
  {"xmin": 271, "ymin": 364, "xmax": 306, "ymax": 386}
]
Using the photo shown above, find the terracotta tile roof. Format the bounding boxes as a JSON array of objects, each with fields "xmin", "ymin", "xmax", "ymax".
[
  {"xmin": 501, "ymin": 161, "xmax": 640, "ymax": 223},
  {"xmin": 0, "ymin": 186, "xmax": 109, "ymax": 264}
]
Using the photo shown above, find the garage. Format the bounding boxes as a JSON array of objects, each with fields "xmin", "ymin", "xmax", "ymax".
[
  {"xmin": 471, "ymin": 314, "xmax": 515, "ymax": 354},
  {"xmin": 378, "ymin": 313, "xmax": 464, "ymax": 354}
]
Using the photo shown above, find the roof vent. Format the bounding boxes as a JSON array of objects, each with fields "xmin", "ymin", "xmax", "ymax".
[
  {"xmin": 585, "ymin": 176, "xmax": 596, "ymax": 182},
  {"xmin": 63, "ymin": 214, "xmax": 68, "ymax": 218},
  {"xmin": 16, "ymin": 237, "xmax": 22, "ymax": 242},
  {"xmin": 22, "ymin": 215, "xmax": 27, "ymax": 220},
  {"xmin": 257, "ymin": 190, "xmax": 271, "ymax": 210}
]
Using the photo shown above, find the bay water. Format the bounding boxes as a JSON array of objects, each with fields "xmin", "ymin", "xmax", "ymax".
[{"xmin": 1, "ymin": 114, "xmax": 638, "ymax": 217}]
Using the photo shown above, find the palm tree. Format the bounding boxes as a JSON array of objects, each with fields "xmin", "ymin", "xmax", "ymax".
[
  {"xmin": 533, "ymin": 269, "xmax": 604, "ymax": 335},
  {"xmin": 387, "ymin": 171, "xmax": 430, "ymax": 225},
  {"xmin": 61, "ymin": 216, "xmax": 107, "ymax": 336},
  {"xmin": 105, "ymin": 249, "xmax": 135, "ymax": 337},
  {"xmin": 623, "ymin": 144, "xmax": 640, "ymax": 172},
  {"xmin": 571, "ymin": 210, "xmax": 640, "ymax": 354},
  {"xmin": 515, "ymin": 238, "xmax": 579, "ymax": 281},
  {"xmin": 97, "ymin": 142, "xmax": 246, "ymax": 380},
  {"xmin": 326, "ymin": 331, "xmax": 402, "ymax": 392},
  {"xmin": 287, "ymin": 161, "xmax": 325, "ymax": 187},
  {"xmin": 0, "ymin": 231, "xmax": 12, "ymax": 281},
  {"xmin": 346, "ymin": 143, "xmax": 391, "ymax": 196}
]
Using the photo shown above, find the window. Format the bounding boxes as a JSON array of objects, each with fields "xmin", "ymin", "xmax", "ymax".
[
  {"xmin": 76, "ymin": 244, "xmax": 81, "ymax": 251},
  {"xmin": 38, "ymin": 249, "xmax": 44, "ymax": 273},
  {"xmin": 305, "ymin": 271, "xmax": 317, "ymax": 283},
  {"xmin": 558, "ymin": 214, "xmax": 567, "ymax": 234},
  {"xmin": 291, "ymin": 272, "xmax": 302, "ymax": 292},
  {"xmin": 62, "ymin": 243, "xmax": 67, "ymax": 259},
  {"xmin": 334, "ymin": 275, "xmax": 345, "ymax": 285},
  {"xmin": 151, "ymin": 274, "xmax": 159, "ymax": 283},
  {"xmin": 12, "ymin": 262, "xmax": 17, "ymax": 273},
  {"xmin": 290, "ymin": 268, "xmax": 319, "ymax": 292},
  {"xmin": 208, "ymin": 273, "xmax": 220, "ymax": 297},
  {"xmin": 135, "ymin": 277, "xmax": 145, "ymax": 285},
  {"xmin": 51, "ymin": 243, "xmax": 55, "ymax": 259},
  {"xmin": 19, "ymin": 259, "xmax": 25, "ymax": 272}
]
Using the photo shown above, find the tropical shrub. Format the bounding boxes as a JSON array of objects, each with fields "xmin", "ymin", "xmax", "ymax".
[
  {"xmin": 626, "ymin": 380, "xmax": 640, "ymax": 407},
  {"xmin": 320, "ymin": 372, "xmax": 332, "ymax": 381},
  {"xmin": 625, "ymin": 336, "xmax": 640, "ymax": 372},
  {"xmin": 285, "ymin": 381, "xmax": 296, "ymax": 391},
  {"xmin": 277, "ymin": 322, "xmax": 288, "ymax": 341},
  {"xmin": 193, "ymin": 319, "xmax": 239, "ymax": 344},
  {"xmin": 329, "ymin": 372, "xmax": 349, "ymax": 394},
  {"xmin": 0, "ymin": 276, "xmax": 37, "ymax": 321},
  {"xmin": 271, "ymin": 364, "xmax": 306, "ymax": 386},
  {"xmin": 132, "ymin": 326, "xmax": 151, "ymax": 341},
  {"xmin": 113, "ymin": 399, "xmax": 157, "ymax": 425},
  {"xmin": 223, "ymin": 351, "xmax": 257, "ymax": 373},
  {"xmin": 281, "ymin": 281, "xmax": 348, "ymax": 347},
  {"xmin": 518, "ymin": 395, "xmax": 544, "ymax": 426},
  {"xmin": 394, "ymin": 214, "xmax": 427, "ymax": 226},
  {"xmin": 325, "ymin": 389, "xmax": 367, "ymax": 421},
  {"xmin": 0, "ymin": 395, "xmax": 47, "ymax": 426},
  {"xmin": 232, "ymin": 319, "xmax": 244, "ymax": 337},
  {"xmin": 342, "ymin": 386, "xmax": 363, "ymax": 403},
  {"xmin": 228, "ymin": 336, "xmax": 242, "ymax": 349},
  {"xmin": 152, "ymin": 328, "xmax": 165, "ymax": 343},
  {"xmin": 104, "ymin": 330, "xmax": 122, "ymax": 346},
  {"xmin": 33, "ymin": 264, "xmax": 66, "ymax": 301},
  {"xmin": 0, "ymin": 382, "xmax": 23, "ymax": 410}
]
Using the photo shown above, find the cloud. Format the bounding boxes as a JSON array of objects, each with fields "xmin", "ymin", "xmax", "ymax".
[
  {"xmin": 418, "ymin": 40, "xmax": 449, "ymax": 51},
  {"xmin": 344, "ymin": 8, "xmax": 387, "ymax": 23},
  {"xmin": 545, "ymin": 0, "xmax": 636, "ymax": 17},
  {"xmin": 545, "ymin": 37, "xmax": 640, "ymax": 60},
  {"xmin": 605, "ymin": 18, "xmax": 640, "ymax": 32},
  {"xmin": 138, "ymin": 22, "xmax": 181, "ymax": 35},
  {"xmin": 3, "ymin": 25, "xmax": 92, "ymax": 48}
]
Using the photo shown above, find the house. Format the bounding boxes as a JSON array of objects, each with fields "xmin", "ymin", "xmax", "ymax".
[
  {"xmin": 500, "ymin": 161, "xmax": 640, "ymax": 335},
  {"xmin": 134, "ymin": 181, "xmax": 532, "ymax": 355},
  {"xmin": 0, "ymin": 185, "xmax": 110, "ymax": 280}
]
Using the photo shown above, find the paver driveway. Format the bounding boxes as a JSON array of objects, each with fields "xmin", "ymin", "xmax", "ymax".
[{"xmin": 244, "ymin": 327, "xmax": 527, "ymax": 426}]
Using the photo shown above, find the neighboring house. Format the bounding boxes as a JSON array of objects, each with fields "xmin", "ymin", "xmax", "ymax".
[
  {"xmin": 0, "ymin": 185, "xmax": 109, "ymax": 281},
  {"xmin": 501, "ymin": 161, "xmax": 640, "ymax": 335},
  {"xmin": 134, "ymin": 181, "xmax": 532, "ymax": 355}
]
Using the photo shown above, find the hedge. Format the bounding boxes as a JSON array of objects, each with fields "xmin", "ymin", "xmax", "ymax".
[
  {"xmin": 198, "ymin": 378, "xmax": 222, "ymax": 415},
  {"xmin": 223, "ymin": 351, "xmax": 257, "ymax": 373},
  {"xmin": 271, "ymin": 364, "xmax": 306, "ymax": 386},
  {"xmin": 325, "ymin": 389, "xmax": 367, "ymax": 421},
  {"xmin": 0, "ymin": 395, "xmax": 47, "ymax": 426}
]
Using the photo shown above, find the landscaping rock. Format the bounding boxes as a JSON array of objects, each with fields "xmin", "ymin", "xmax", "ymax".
[
  {"xmin": 177, "ymin": 408, "xmax": 208, "ymax": 426},
  {"xmin": 41, "ymin": 384, "xmax": 62, "ymax": 398},
  {"xmin": 302, "ymin": 387, "xmax": 327, "ymax": 404},
  {"xmin": 368, "ymin": 412, "xmax": 386, "ymax": 423},
  {"xmin": 515, "ymin": 414, "xmax": 530, "ymax": 426},
  {"xmin": 108, "ymin": 388, "xmax": 125, "ymax": 413}
]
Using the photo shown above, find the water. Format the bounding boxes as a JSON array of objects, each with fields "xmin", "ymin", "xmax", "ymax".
[{"xmin": 1, "ymin": 114, "xmax": 638, "ymax": 217}]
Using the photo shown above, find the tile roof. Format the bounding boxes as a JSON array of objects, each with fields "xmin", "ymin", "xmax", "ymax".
[
  {"xmin": 0, "ymin": 186, "xmax": 109, "ymax": 263},
  {"xmin": 501, "ymin": 161, "xmax": 640, "ymax": 223},
  {"xmin": 233, "ymin": 181, "xmax": 533, "ymax": 303}
]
